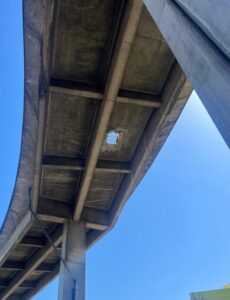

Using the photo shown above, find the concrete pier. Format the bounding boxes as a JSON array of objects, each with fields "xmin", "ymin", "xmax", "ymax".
[
  {"xmin": 144, "ymin": 0, "xmax": 230, "ymax": 147},
  {"xmin": 58, "ymin": 222, "xmax": 86, "ymax": 300}
]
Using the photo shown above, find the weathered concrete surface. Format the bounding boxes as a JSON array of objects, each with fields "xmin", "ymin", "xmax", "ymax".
[
  {"xmin": 144, "ymin": 0, "xmax": 230, "ymax": 147},
  {"xmin": 0, "ymin": 0, "xmax": 44, "ymax": 249},
  {"xmin": 121, "ymin": 6, "xmax": 174, "ymax": 94},
  {"xmin": 58, "ymin": 222, "xmax": 86, "ymax": 300}
]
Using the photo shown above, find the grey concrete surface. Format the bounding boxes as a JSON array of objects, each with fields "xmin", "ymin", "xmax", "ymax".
[
  {"xmin": 144, "ymin": 0, "xmax": 230, "ymax": 147},
  {"xmin": 58, "ymin": 222, "xmax": 86, "ymax": 300},
  {"xmin": 174, "ymin": 0, "xmax": 230, "ymax": 59}
]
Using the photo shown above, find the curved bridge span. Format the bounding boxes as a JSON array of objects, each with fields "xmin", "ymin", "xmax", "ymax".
[{"xmin": 1, "ymin": 0, "xmax": 228, "ymax": 299}]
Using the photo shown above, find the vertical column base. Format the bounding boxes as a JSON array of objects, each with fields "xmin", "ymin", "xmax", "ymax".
[{"xmin": 58, "ymin": 221, "xmax": 86, "ymax": 300}]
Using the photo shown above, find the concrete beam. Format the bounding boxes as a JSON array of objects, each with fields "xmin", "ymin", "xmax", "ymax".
[
  {"xmin": 82, "ymin": 207, "xmax": 110, "ymax": 231},
  {"xmin": 58, "ymin": 221, "xmax": 86, "ymax": 300},
  {"xmin": 0, "ymin": 225, "xmax": 63, "ymax": 300},
  {"xmin": 117, "ymin": 95, "xmax": 161, "ymax": 108},
  {"xmin": 22, "ymin": 263, "xmax": 60, "ymax": 300},
  {"xmin": 43, "ymin": 155, "xmax": 131, "ymax": 174},
  {"xmin": 49, "ymin": 79, "xmax": 162, "ymax": 108},
  {"xmin": 1, "ymin": 260, "xmax": 57, "ymax": 273},
  {"xmin": 20, "ymin": 236, "xmax": 46, "ymax": 248},
  {"xmin": 37, "ymin": 198, "xmax": 72, "ymax": 223},
  {"xmin": 37, "ymin": 198, "xmax": 110, "ymax": 230},
  {"xmin": 0, "ymin": 280, "xmax": 35, "ymax": 289},
  {"xmin": 144, "ymin": 0, "xmax": 230, "ymax": 147},
  {"xmin": 20, "ymin": 235, "xmax": 62, "ymax": 249},
  {"xmin": 73, "ymin": 0, "xmax": 144, "ymax": 221},
  {"xmin": 49, "ymin": 78, "xmax": 103, "ymax": 100}
]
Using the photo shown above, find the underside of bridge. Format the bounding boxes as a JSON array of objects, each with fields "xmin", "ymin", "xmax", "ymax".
[{"xmin": 0, "ymin": 0, "xmax": 192, "ymax": 299}]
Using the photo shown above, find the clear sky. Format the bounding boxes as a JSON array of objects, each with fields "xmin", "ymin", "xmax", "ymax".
[{"xmin": 1, "ymin": 2, "xmax": 230, "ymax": 300}]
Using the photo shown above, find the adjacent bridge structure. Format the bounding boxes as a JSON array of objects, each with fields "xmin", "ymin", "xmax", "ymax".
[{"xmin": 0, "ymin": 0, "xmax": 229, "ymax": 299}]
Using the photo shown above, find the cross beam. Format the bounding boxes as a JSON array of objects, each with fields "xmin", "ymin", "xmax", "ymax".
[
  {"xmin": 20, "ymin": 236, "xmax": 46, "ymax": 248},
  {"xmin": 1, "ymin": 261, "xmax": 57, "ymax": 273},
  {"xmin": 43, "ymin": 155, "xmax": 131, "ymax": 174},
  {"xmin": 37, "ymin": 198, "xmax": 110, "ymax": 231},
  {"xmin": 0, "ymin": 280, "xmax": 35, "ymax": 289},
  {"xmin": 49, "ymin": 78, "xmax": 161, "ymax": 108}
]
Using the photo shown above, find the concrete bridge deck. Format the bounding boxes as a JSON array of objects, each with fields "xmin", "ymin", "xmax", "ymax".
[{"xmin": 0, "ymin": 0, "xmax": 195, "ymax": 298}]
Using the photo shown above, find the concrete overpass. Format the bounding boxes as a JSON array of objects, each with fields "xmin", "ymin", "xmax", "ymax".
[{"xmin": 0, "ymin": 0, "xmax": 229, "ymax": 299}]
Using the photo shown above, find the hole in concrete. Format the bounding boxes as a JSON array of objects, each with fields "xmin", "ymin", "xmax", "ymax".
[
  {"xmin": 102, "ymin": 129, "xmax": 127, "ymax": 153},
  {"xmin": 106, "ymin": 131, "xmax": 120, "ymax": 145}
]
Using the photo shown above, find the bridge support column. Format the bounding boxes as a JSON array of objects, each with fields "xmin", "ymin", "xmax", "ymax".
[
  {"xmin": 58, "ymin": 221, "xmax": 86, "ymax": 300},
  {"xmin": 144, "ymin": 0, "xmax": 230, "ymax": 147}
]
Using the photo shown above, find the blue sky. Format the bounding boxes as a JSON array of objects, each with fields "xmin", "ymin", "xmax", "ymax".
[{"xmin": 1, "ymin": 1, "xmax": 230, "ymax": 300}]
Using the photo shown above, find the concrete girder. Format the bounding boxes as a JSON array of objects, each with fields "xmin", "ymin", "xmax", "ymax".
[
  {"xmin": 43, "ymin": 155, "xmax": 131, "ymax": 174},
  {"xmin": 1, "ymin": 261, "xmax": 58, "ymax": 273},
  {"xmin": 73, "ymin": 0, "xmax": 144, "ymax": 221}
]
